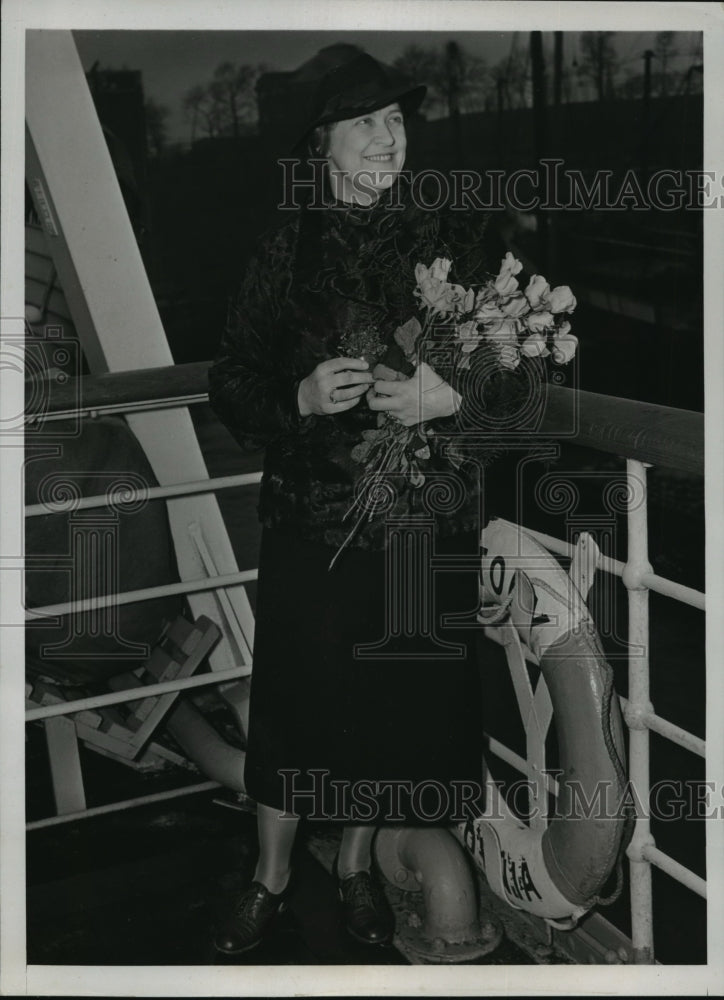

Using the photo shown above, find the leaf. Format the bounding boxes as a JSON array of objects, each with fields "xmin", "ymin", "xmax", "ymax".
[
  {"xmin": 351, "ymin": 440, "xmax": 373, "ymax": 463},
  {"xmin": 372, "ymin": 362, "xmax": 406, "ymax": 382},
  {"xmin": 414, "ymin": 445, "xmax": 431, "ymax": 460},
  {"xmin": 410, "ymin": 467, "xmax": 425, "ymax": 487},
  {"xmin": 380, "ymin": 342, "xmax": 416, "ymax": 377},
  {"xmin": 446, "ymin": 442, "xmax": 465, "ymax": 469},
  {"xmin": 394, "ymin": 317, "xmax": 422, "ymax": 358}
]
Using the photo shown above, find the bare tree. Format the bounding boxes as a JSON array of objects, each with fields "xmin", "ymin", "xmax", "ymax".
[
  {"xmin": 654, "ymin": 31, "xmax": 678, "ymax": 96},
  {"xmin": 144, "ymin": 98, "xmax": 169, "ymax": 158},
  {"xmin": 619, "ymin": 70, "xmax": 645, "ymax": 101},
  {"xmin": 183, "ymin": 84, "xmax": 220, "ymax": 141},
  {"xmin": 436, "ymin": 44, "xmax": 489, "ymax": 114},
  {"xmin": 209, "ymin": 61, "xmax": 267, "ymax": 137},
  {"xmin": 394, "ymin": 43, "xmax": 490, "ymax": 116},
  {"xmin": 492, "ymin": 48, "xmax": 530, "ymax": 109},
  {"xmin": 184, "ymin": 62, "xmax": 267, "ymax": 142},
  {"xmin": 579, "ymin": 31, "xmax": 618, "ymax": 101},
  {"xmin": 394, "ymin": 45, "xmax": 440, "ymax": 91}
]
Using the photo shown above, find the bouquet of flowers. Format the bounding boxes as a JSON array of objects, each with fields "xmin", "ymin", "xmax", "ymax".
[{"xmin": 329, "ymin": 252, "xmax": 577, "ymax": 570}]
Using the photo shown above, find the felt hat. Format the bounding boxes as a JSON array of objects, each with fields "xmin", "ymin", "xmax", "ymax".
[{"xmin": 292, "ymin": 52, "xmax": 426, "ymax": 153}]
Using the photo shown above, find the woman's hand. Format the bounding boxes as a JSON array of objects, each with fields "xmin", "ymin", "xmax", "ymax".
[
  {"xmin": 297, "ymin": 358, "xmax": 375, "ymax": 416},
  {"xmin": 366, "ymin": 361, "xmax": 462, "ymax": 427}
]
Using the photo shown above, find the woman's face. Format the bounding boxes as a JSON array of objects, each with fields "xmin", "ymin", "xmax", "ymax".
[{"xmin": 326, "ymin": 102, "xmax": 406, "ymax": 204}]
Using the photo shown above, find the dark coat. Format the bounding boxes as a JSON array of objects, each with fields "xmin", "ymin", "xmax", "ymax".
[
  {"xmin": 208, "ymin": 175, "xmax": 536, "ymax": 552},
  {"xmin": 207, "ymin": 175, "xmax": 541, "ymax": 817}
]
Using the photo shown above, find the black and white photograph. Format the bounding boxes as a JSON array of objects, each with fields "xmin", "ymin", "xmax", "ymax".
[{"xmin": 1, "ymin": 0, "xmax": 723, "ymax": 995}]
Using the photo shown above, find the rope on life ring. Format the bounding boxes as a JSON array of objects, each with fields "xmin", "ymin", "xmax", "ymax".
[{"xmin": 455, "ymin": 517, "xmax": 632, "ymax": 927}]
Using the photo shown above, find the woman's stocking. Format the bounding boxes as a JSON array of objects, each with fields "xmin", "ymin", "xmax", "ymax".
[
  {"xmin": 253, "ymin": 802, "xmax": 299, "ymax": 893},
  {"xmin": 337, "ymin": 824, "xmax": 376, "ymax": 876}
]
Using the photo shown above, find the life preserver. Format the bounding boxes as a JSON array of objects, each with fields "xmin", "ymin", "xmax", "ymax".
[{"xmin": 455, "ymin": 517, "xmax": 630, "ymax": 926}]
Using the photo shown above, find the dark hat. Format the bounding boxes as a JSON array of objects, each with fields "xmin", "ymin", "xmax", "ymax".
[{"xmin": 293, "ymin": 52, "xmax": 426, "ymax": 153}]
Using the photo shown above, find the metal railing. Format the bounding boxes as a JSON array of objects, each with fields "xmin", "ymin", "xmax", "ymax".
[{"xmin": 24, "ymin": 361, "xmax": 705, "ymax": 963}]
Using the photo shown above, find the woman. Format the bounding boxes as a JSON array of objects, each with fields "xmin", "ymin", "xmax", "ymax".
[{"xmin": 208, "ymin": 52, "xmax": 530, "ymax": 956}]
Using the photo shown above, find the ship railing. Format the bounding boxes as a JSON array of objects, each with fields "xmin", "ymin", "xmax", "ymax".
[{"xmin": 23, "ymin": 360, "xmax": 705, "ymax": 964}]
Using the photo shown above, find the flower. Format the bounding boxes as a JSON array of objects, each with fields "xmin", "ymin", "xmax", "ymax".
[
  {"xmin": 476, "ymin": 300, "xmax": 505, "ymax": 323},
  {"xmin": 550, "ymin": 321, "xmax": 578, "ymax": 364},
  {"xmin": 430, "ymin": 257, "xmax": 452, "ymax": 281},
  {"xmin": 338, "ymin": 323, "xmax": 386, "ymax": 365},
  {"xmin": 501, "ymin": 294, "xmax": 531, "ymax": 319},
  {"xmin": 456, "ymin": 320, "xmax": 482, "ymax": 353},
  {"xmin": 484, "ymin": 318, "xmax": 519, "ymax": 345},
  {"xmin": 520, "ymin": 332, "xmax": 550, "ymax": 358},
  {"xmin": 525, "ymin": 275, "xmax": 551, "ymax": 309},
  {"xmin": 524, "ymin": 310, "xmax": 555, "ymax": 334},
  {"xmin": 414, "ymin": 262, "xmax": 466, "ymax": 317},
  {"xmin": 415, "ymin": 272, "xmax": 451, "ymax": 314},
  {"xmin": 494, "ymin": 252, "xmax": 523, "ymax": 296},
  {"xmin": 499, "ymin": 345, "xmax": 521, "ymax": 370},
  {"xmin": 447, "ymin": 283, "xmax": 472, "ymax": 314},
  {"xmin": 547, "ymin": 285, "xmax": 577, "ymax": 314},
  {"xmin": 332, "ymin": 248, "xmax": 577, "ymax": 572}
]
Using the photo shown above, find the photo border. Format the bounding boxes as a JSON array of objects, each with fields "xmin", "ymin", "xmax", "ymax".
[{"xmin": 2, "ymin": 1, "xmax": 723, "ymax": 995}]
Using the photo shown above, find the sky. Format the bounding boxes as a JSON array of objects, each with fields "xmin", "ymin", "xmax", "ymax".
[{"xmin": 72, "ymin": 29, "xmax": 703, "ymax": 145}]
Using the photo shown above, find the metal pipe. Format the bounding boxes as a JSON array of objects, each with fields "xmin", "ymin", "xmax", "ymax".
[
  {"xmin": 165, "ymin": 700, "xmax": 246, "ymax": 793},
  {"xmin": 375, "ymin": 826, "xmax": 498, "ymax": 961},
  {"xmin": 397, "ymin": 828, "xmax": 479, "ymax": 942},
  {"xmin": 26, "ymin": 665, "xmax": 251, "ymax": 722},
  {"xmin": 26, "ymin": 780, "xmax": 220, "ymax": 830},
  {"xmin": 638, "ymin": 572, "xmax": 704, "ymax": 611},
  {"xmin": 28, "ymin": 393, "xmax": 209, "ymax": 423},
  {"xmin": 642, "ymin": 844, "xmax": 707, "ymax": 899},
  {"xmin": 25, "ymin": 568, "xmax": 258, "ymax": 620},
  {"xmin": 486, "ymin": 734, "xmax": 561, "ymax": 796},
  {"xmin": 622, "ymin": 459, "xmax": 655, "ymax": 965},
  {"xmin": 498, "ymin": 519, "xmax": 704, "ymax": 611},
  {"xmin": 25, "ymin": 471, "xmax": 262, "ymax": 517},
  {"xmin": 618, "ymin": 697, "xmax": 705, "ymax": 758},
  {"xmin": 494, "ymin": 519, "xmax": 624, "ymax": 575},
  {"xmin": 642, "ymin": 710, "xmax": 705, "ymax": 757},
  {"xmin": 30, "ymin": 362, "xmax": 704, "ymax": 474}
]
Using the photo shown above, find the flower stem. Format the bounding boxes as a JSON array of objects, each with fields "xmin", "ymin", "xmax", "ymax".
[{"xmin": 328, "ymin": 514, "xmax": 367, "ymax": 571}]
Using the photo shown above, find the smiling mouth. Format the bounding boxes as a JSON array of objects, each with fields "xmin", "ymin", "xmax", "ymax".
[{"xmin": 365, "ymin": 153, "xmax": 395, "ymax": 162}]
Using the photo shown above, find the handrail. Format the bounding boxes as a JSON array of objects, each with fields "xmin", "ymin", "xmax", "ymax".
[
  {"xmin": 27, "ymin": 361, "xmax": 704, "ymax": 475},
  {"xmin": 30, "ymin": 360, "xmax": 210, "ymax": 415},
  {"xmin": 24, "ymin": 359, "xmax": 706, "ymax": 964}
]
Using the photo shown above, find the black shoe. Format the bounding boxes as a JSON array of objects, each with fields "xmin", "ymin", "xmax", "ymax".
[
  {"xmin": 334, "ymin": 858, "xmax": 395, "ymax": 946},
  {"xmin": 214, "ymin": 880, "xmax": 289, "ymax": 955}
]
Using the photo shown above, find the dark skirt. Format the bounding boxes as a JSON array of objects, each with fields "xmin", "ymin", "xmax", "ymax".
[{"xmin": 244, "ymin": 523, "xmax": 485, "ymax": 824}]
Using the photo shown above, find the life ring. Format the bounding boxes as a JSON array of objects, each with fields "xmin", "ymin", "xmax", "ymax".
[{"xmin": 455, "ymin": 517, "xmax": 630, "ymax": 926}]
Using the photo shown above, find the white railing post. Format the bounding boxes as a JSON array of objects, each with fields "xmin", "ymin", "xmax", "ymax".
[{"xmin": 621, "ymin": 458, "xmax": 655, "ymax": 964}]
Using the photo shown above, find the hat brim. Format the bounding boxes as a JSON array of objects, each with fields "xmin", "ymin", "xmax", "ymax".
[{"xmin": 291, "ymin": 83, "xmax": 426, "ymax": 155}]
